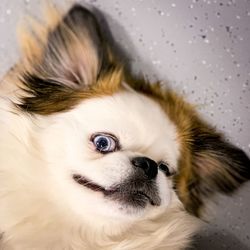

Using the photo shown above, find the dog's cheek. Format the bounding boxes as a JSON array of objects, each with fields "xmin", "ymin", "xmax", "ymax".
[
  {"xmin": 78, "ymin": 150, "xmax": 133, "ymax": 189},
  {"xmin": 91, "ymin": 155, "xmax": 134, "ymax": 186},
  {"xmin": 156, "ymin": 172, "xmax": 172, "ymax": 206}
]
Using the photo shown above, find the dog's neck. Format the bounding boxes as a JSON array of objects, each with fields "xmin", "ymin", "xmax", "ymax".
[{"xmin": 1, "ymin": 210, "xmax": 199, "ymax": 250}]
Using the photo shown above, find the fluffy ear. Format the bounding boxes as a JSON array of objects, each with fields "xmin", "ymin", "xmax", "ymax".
[
  {"xmin": 25, "ymin": 4, "xmax": 109, "ymax": 87},
  {"xmin": 17, "ymin": 5, "xmax": 121, "ymax": 114},
  {"xmin": 178, "ymin": 124, "xmax": 250, "ymax": 217}
]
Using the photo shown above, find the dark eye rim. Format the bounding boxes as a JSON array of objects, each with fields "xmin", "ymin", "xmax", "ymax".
[
  {"xmin": 90, "ymin": 132, "xmax": 120, "ymax": 154},
  {"xmin": 158, "ymin": 161, "xmax": 175, "ymax": 177}
]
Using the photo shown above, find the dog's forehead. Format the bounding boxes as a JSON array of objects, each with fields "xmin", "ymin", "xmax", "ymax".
[{"xmin": 71, "ymin": 90, "xmax": 180, "ymax": 164}]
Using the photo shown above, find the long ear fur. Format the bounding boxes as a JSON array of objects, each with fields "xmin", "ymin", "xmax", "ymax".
[
  {"xmin": 179, "ymin": 121, "xmax": 250, "ymax": 217},
  {"xmin": 22, "ymin": 4, "xmax": 108, "ymax": 87},
  {"xmin": 125, "ymin": 80, "xmax": 250, "ymax": 217},
  {"xmin": 17, "ymin": 4, "xmax": 121, "ymax": 114}
]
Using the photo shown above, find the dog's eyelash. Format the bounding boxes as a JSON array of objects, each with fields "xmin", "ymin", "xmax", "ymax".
[{"xmin": 158, "ymin": 162, "xmax": 175, "ymax": 177}]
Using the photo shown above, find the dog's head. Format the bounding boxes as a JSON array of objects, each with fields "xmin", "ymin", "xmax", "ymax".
[{"xmin": 1, "ymin": 5, "xmax": 249, "ymax": 233}]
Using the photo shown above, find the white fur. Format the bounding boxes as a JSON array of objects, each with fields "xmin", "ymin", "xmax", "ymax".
[{"xmin": 0, "ymin": 89, "xmax": 200, "ymax": 249}]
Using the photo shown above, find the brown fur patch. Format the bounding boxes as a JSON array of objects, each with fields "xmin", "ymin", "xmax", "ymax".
[
  {"xmin": 125, "ymin": 75, "xmax": 250, "ymax": 217},
  {"xmin": 18, "ymin": 66, "xmax": 123, "ymax": 115}
]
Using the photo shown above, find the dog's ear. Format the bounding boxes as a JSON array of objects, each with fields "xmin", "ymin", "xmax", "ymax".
[
  {"xmin": 18, "ymin": 5, "xmax": 121, "ymax": 114},
  {"xmin": 177, "ymin": 123, "xmax": 250, "ymax": 217},
  {"xmin": 27, "ymin": 4, "xmax": 113, "ymax": 87}
]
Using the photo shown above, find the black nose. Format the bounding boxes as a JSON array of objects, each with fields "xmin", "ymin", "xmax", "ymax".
[{"xmin": 131, "ymin": 157, "xmax": 158, "ymax": 179}]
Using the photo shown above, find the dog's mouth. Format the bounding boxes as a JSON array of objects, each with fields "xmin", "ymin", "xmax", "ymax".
[
  {"xmin": 73, "ymin": 174, "xmax": 160, "ymax": 207},
  {"xmin": 73, "ymin": 174, "xmax": 116, "ymax": 195}
]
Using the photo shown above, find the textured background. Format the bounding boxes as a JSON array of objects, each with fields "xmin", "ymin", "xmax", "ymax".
[{"xmin": 0, "ymin": 0, "xmax": 250, "ymax": 249}]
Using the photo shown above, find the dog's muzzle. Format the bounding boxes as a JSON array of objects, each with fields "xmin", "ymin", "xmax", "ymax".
[{"xmin": 73, "ymin": 156, "xmax": 161, "ymax": 208}]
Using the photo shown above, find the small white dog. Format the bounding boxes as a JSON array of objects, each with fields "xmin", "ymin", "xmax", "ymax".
[{"xmin": 0, "ymin": 4, "xmax": 249, "ymax": 250}]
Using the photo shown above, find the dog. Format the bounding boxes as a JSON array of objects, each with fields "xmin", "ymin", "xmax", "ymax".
[{"xmin": 0, "ymin": 4, "xmax": 249, "ymax": 250}]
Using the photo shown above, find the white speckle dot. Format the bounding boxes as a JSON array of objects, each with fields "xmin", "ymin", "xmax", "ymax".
[
  {"xmin": 6, "ymin": 9, "xmax": 11, "ymax": 15},
  {"xmin": 188, "ymin": 40, "xmax": 193, "ymax": 44},
  {"xmin": 204, "ymin": 39, "xmax": 210, "ymax": 43},
  {"xmin": 152, "ymin": 60, "xmax": 161, "ymax": 65},
  {"xmin": 189, "ymin": 4, "xmax": 194, "ymax": 8},
  {"xmin": 171, "ymin": 3, "xmax": 176, "ymax": 7},
  {"xmin": 202, "ymin": 60, "xmax": 207, "ymax": 65},
  {"xmin": 131, "ymin": 7, "xmax": 136, "ymax": 12},
  {"xmin": 247, "ymin": 11, "xmax": 250, "ymax": 16},
  {"xmin": 236, "ymin": 15, "xmax": 241, "ymax": 19},
  {"xmin": 158, "ymin": 10, "xmax": 165, "ymax": 16},
  {"xmin": 209, "ymin": 26, "xmax": 215, "ymax": 32}
]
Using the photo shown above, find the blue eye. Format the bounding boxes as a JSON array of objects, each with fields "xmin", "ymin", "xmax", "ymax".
[{"xmin": 92, "ymin": 133, "xmax": 118, "ymax": 153}]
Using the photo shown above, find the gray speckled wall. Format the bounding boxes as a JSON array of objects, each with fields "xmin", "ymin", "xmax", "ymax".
[{"xmin": 0, "ymin": 1, "xmax": 250, "ymax": 249}]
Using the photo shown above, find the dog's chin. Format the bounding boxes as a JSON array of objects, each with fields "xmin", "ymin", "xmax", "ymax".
[{"xmin": 72, "ymin": 174, "xmax": 161, "ymax": 215}]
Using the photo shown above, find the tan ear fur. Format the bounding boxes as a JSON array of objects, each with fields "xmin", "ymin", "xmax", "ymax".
[
  {"xmin": 17, "ymin": 3, "xmax": 64, "ymax": 73},
  {"xmin": 15, "ymin": 4, "xmax": 124, "ymax": 115}
]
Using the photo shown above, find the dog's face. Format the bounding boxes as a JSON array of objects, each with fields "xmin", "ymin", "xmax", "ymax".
[
  {"xmin": 38, "ymin": 91, "xmax": 179, "ymax": 224},
  {"xmin": 1, "ymin": 4, "xmax": 249, "ymax": 241},
  {"xmin": 8, "ymin": 5, "xmax": 182, "ymax": 227}
]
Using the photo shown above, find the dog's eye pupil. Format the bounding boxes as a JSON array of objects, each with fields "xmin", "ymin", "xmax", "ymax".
[
  {"xmin": 96, "ymin": 137, "xmax": 108, "ymax": 149},
  {"xmin": 92, "ymin": 134, "xmax": 118, "ymax": 153}
]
